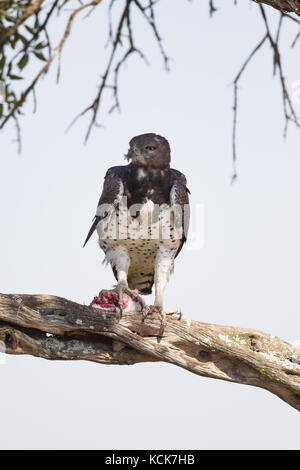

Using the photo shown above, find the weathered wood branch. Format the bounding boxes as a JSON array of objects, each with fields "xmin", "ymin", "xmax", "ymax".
[
  {"xmin": 255, "ymin": 0, "xmax": 300, "ymax": 15},
  {"xmin": 0, "ymin": 293, "xmax": 300, "ymax": 412}
]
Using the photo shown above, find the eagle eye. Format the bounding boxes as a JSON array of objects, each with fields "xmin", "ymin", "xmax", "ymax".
[{"xmin": 145, "ymin": 145, "xmax": 156, "ymax": 151}]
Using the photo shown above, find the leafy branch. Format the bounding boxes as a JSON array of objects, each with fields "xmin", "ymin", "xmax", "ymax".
[{"xmin": 0, "ymin": 0, "xmax": 300, "ymax": 179}]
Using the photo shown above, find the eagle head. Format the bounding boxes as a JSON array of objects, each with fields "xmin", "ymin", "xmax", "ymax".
[{"xmin": 125, "ymin": 133, "xmax": 170, "ymax": 169}]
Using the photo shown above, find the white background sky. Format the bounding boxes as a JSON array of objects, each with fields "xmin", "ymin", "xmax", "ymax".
[{"xmin": 1, "ymin": 0, "xmax": 300, "ymax": 449}]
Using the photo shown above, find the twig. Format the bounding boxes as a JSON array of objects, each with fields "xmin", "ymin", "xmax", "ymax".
[
  {"xmin": 133, "ymin": 0, "xmax": 170, "ymax": 70},
  {"xmin": 67, "ymin": 0, "xmax": 168, "ymax": 142},
  {"xmin": 231, "ymin": 34, "xmax": 268, "ymax": 182},
  {"xmin": 259, "ymin": 5, "xmax": 300, "ymax": 136},
  {"xmin": 12, "ymin": 114, "xmax": 22, "ymax": 153},
  {"xmin": 0, "ymin": 0, "xmax": 103, "ymax": 130},
  {"xmin": 231, "ymin": 4, "xmax": 300, "ymax": 181},
  {"xmin": 0, "ymin": 0, "xmax": 45, "ymax": 52},
  {"xmin": 209, "ymin": 0, "xmax": 217, "ymax": 16}
]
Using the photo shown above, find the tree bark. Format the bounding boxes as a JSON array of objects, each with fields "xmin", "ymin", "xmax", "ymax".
[
  {"xmin": 255, "ymin": 0, "xmax": 300, "ymax": 15},
  {"xmin": 0, "ymin": 293, "xmax": 300, "ymax": 412}
]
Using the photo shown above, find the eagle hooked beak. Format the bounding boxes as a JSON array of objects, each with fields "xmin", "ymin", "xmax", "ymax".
[{"xmin": 125, "ymin": 147, "xmax": 137, "ymax": 161}]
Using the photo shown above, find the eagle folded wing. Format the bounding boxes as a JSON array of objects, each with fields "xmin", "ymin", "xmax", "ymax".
[
  {"xmin": 170, "ymin": 172, "xmax": 190, "ymax": 258},
  {"xmin": 83, "ymin": 168, "xmax": 124, "ymax": 247}
]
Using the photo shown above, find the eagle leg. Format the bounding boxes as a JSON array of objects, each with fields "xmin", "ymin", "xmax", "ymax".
[
  {"xmin": 107, "ymin": 246, "xmax": 132, "ymax": 317},
  {"xmin": 147, "ymin": 246, "xmax": 176, "ymax": 338},
  {"xmin": 112, "ymin": 282, "xmax": 127, "ymax": 318}
]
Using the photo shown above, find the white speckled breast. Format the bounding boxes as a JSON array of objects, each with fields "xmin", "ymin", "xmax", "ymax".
[{"xmin": 98, "ymin": 199, "xmax": 182, "ymax": 293}]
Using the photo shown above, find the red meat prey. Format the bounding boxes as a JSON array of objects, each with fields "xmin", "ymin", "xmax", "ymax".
[{"xmin": 90, "ymin": 292, "xmax": 129, "ymax": 310}]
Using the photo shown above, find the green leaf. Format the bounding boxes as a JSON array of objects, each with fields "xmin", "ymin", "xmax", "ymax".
[
  {"xmin": 33, "ymin": 51, "xmax": 46, "ymax": 61},
  {"xmin": 18, "ymin": 54, "xmax": 29, "ymax": 71},
  {"xmin": 7, "ymin": 90, "xmax": 16, "ymax": 99},
  {"xmin": 0, "ymin": 55, "xmax": 6, "ymax": 72},
  {"xmin": 9, "ymin": 74, "xmax": 23, "ymax": 80},
  {"xmin": 0, "ymin": 104, "xmax": 3, "ymax": 117},
  {"xmin": 35, "ymin": 42, "xmax": 46, "ymax": 50},
  {"xmin": 17, "ymin": 33, "xmax": 28, "ymax": 46},
  {"xmin": 5, "ymin": 17, "xmax": 17, "ymax": 24},
  {"xmin": 10, "ymin": 36, "xmax": 16, "ymax": 49},
  {"xmin": 25, "ymin": 25, "xmax": 35, "ymax": 35}
]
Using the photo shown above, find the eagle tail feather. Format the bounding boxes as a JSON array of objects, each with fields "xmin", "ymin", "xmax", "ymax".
[{"xmin": 83, "ymin": 216, "xmax": 100, "ymax": 247}]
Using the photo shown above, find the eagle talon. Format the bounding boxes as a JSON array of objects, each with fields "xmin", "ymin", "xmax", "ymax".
[
  {"xmin": 126, "ymin": 288, "xmax": 145, "ymax": 311},
  {"xmin": 141, "ymin": 308, "xmax": 147, "ymax": 323},
  {"xmin": 158, "ymin": 309, "xmax": 167, "ymax": 338},
  {"xmin": 141, "ymin": 305, "xmax": 167, "ymax": 339},
  {"xmin": 113, "ymin": 284, "xmax": 144, "ymax": 313},
  {"xmin": 141, "ymin": 305, "xmax": 155, "ymax": 322},
  {"xmin": 113, "ymin": 308, "xmax": 122, "ymax": 321},
  {"xmin": 112, "ymin": 283, "xmax": 127, "ymax": 317},
  {"xmin": 166, "ymin": 308, "xmax": 182, "ymax": 320}
]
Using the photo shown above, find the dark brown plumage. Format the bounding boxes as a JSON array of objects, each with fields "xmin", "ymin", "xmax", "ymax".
[
  {"xmin": 84, "ymin": 133, "xmax": 190, "ymax": 331},
  {"xmin": 84, "ymin": 134, "xmax": 190, "ymax": 251}
]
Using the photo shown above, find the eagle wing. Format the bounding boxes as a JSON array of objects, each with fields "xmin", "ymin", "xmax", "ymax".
[
  {"xmin": 83, "ymin": 167, "xmax": 124, "ymax": 247},
  {"xmin": 169, "ymin": 169, "xmax": 190, "ymax": 258}
]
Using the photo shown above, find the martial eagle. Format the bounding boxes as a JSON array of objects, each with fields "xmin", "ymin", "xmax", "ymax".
[{"xmin": 84, "ymin": 133, "xmax": 190, "ymax": 335}]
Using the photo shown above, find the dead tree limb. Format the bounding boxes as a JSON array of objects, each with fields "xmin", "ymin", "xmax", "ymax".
[
  {"xmin": 255, "ymin": 0, "xmax": 300, "ymax": 15},
  {"xmin": 0, "ymin": 293, "xmax": 300, "ymax": 412}
]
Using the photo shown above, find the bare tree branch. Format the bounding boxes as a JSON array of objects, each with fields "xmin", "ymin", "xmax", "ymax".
[
  {"xmin": 0, "ymin": 0, "xmax": 103, "ymax": 131},
  {"xmin": 259, "ymin": 5, "xmax": 300, "ymax": 136},
  {"xmin": 231, "ymin": 5, "xmax": 300, "ymax": 181},
  {"xmin": 1, "ymin": 0, "xmax": 300, "ymax": 166},
  {"xmin": 255, "ymin": 0, "xmax": 300, "ymax": 15},
  {"xmin": 67, "ymin": 0, "xmax": 170, "ymax": 141},
  {"xmin": 231, "ymin": 34, "xmax": 268, "ymax": 183},
  {"xmin": 1, "ymin": 292, "xmax": 300, "ymax": 412},
  {"xmin": 209, "ymin": 0, "xmax": 217, "ymax": 17}
]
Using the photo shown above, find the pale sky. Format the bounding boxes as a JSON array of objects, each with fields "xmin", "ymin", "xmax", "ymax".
[{"xmin": 1, "ymin": 0, "xmax": 300, "ymax": 449}]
